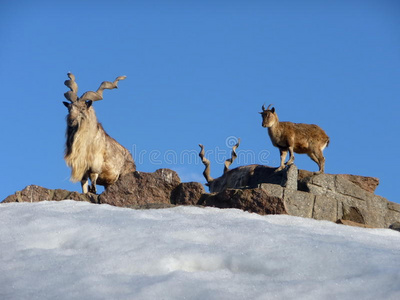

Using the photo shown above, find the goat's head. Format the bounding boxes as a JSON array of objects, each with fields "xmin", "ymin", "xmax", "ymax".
[
  {"xmin": 259, "ymin": 104, "xmax": 277, "ymax": 128},
  {"xmin": 62, "ymin": 72, "xmax": 126, "ymax": 126},
  {"xmin": 198, "ymin": 138, "xmax": 241, "ymax": 186},
  {"xmin": 63, "ymin": 100, "xmax": 93, "ymax": 127}
]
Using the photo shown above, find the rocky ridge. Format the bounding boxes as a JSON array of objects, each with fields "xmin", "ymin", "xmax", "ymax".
[{"xmin": 2, "ymin": 166, "xmax": 399, "ymax": 230}]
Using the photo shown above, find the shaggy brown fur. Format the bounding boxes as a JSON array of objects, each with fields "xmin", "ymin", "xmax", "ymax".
[
  {"xmin": 63, "ymin": 73, "xmax": 135, "ymax": 194},
  {"xmin": 260, "ymin": 104, "xmax": 329, "ymax": 173}
]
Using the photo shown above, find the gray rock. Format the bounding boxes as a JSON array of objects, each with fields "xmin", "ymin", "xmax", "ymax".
[
  {"xmin": 341, "ymin": 205, "xmax": 365, "ymax": 224},
  {"xmin": 283, "ymin": 189, "xmax": 315, "ymax": 219},
  {"xmin": 259, "ymin": 183, "xmax": 284, "ymax": 199},
  {"xmin": 281, "ymin": 164, "xmax": 298, "ymax": 190},
  {"xmin": 313, "ymin": 195, "xmax": 338, "ymax": 222}
]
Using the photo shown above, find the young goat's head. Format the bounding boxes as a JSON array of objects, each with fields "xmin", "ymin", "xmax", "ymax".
[{"xmin": 259, "ymin": 104, "xmax": 277, "ymax": 128}]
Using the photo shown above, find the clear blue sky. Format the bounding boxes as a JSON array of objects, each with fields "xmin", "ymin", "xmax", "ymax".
[{"xmin": 1, "ymin": 0, "xmax": 399, "ymax": 203}]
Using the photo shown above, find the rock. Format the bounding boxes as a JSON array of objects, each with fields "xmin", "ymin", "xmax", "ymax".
[
  {"xmin": 389, "ymin": 222, "xmax": 400, "ymax": 232},
  {"xmin": 337, "ymin": 174, "xmax": 379, "ymax": 193},
  {"xmin": 298, "ymin": 171, "xmax": 379, "ymax": 194},
  {"xmin": 312, "ymin": 194, "xmax": 338, "ymax": 222},
  {"xmin": 386, "ymin": 202, "xmax": 400, "ymax": 228},
  {"xmin": 342, "ymin": 206, "xmax": 365, "ymax": 224},
  {"xmin": 2, "ymin": 194, "xmax": 17, "ymax": 203},
  {"xmin": 207, "ymin": 164, "xmax": 298, "ymax": 193},
  {"xmin": 259, "ymin": 183, "xmax": 284, "ymax": 198},
  {"xmin": 99, "ymin": 169, "xmax": 181, "ymax": 207},
  {"xmin": 207, "ymin": 164, "xmax": 260, "ymax": 193},
  {"xmin": 2, "ymin": 164, "xmax": 399, "ymax": 230},
  {"xmin": 2, "ymin": 185, "xmax": 97, "ymax": 204},
  {"xmin": 199, "ymin": 188, "xmax": 287, "ymax": 215},
  {"xmin": 171, "ymin": 182, "xmax": 205, "ymax": 205},
  {"xmin": 282, "ymin": 164, "xmax": 298, "ymax": 190},
  {"xmin": 336, "ymin": 219, "xmax": 374, "ymax": 229},
  {"xmin": 283, "ymin": 189, "xmax": 315, "ymax": 219},
  {"xmin": 124, "ymin": 203, "xmax": 176, "ymax": 209}
]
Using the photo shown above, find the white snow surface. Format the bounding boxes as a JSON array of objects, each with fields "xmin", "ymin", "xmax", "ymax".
[{"xmin": 1, "ymin": 201, "xmax": 400, "ymax": 300}]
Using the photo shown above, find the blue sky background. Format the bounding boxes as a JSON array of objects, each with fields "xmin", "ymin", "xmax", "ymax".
[{"xmin": 1, "ymin": 0, "xmax": 399, "ymax": 203}]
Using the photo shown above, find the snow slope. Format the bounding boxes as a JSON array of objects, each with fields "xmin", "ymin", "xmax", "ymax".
[{"xmin": 1, "ymin": 201, "xmax": 399, "ymax": 300}]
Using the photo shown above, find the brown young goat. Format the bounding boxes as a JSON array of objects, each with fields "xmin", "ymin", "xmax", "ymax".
[
  {"xmin": 260, "ymin": 104, "xmax": 329, "ymax": 173},
  {"xmin": 63, "ymin": 73, "xmax": 135, "ymax": 194}
]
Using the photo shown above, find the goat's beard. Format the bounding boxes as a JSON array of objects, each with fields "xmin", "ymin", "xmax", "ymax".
[
  {"xmin": 65, "ymin": 122, "xmax": 79, "ymax": 156},
  {"xmin": 67, "ymin": 115, "xmax": 81, "ymax": 127}
]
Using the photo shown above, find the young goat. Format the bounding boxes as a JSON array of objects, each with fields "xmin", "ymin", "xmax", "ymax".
[{"xmin": 259, "ymin": 104, "xmax": 329, "ymax": 173}]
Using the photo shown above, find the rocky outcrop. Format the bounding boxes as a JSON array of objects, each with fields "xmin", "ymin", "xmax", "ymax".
[
  {"xmin": 2, "ymin": 185, "xmax": 98, "ymax": 204},
  {"xmin": 207, "ymin": 164, "xmax": 297, "ymax": 193},
  {"xmin": 195, "ymin": 164, "xmax": 400, "ymax": 229},
  {"xmin": 199, "ymin": 188, "xmax": 286, "ymax": 215},
  {"xmin": 99, "ymin": 169, "xmax": 181, "ymax": 207},
  {"xmin": 2, "ymin": 166, "xmax": 399, "ymax": 230},
  {"xmin": 171, "ymin": 182, "xmax": 205, "ymax": 205}
]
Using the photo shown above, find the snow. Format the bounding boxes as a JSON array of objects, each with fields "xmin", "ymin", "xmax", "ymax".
[{"xmin": 1, "ymin": 201, "xmax": 400, "ymax": 300}]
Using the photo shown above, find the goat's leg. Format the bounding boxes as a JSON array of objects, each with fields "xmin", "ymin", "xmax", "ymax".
[
  {"xmin": 89, "ymin": 173, "xmax": 98, "ymax": 194},
  {"xmin": 315, "ymin": 149, "xmax": 325, "ymax": 174},
  {"xmin": 308, "ymin": 151, "xmax": 325, "ymax": 174},
  {"xmin": 276, "ymin": 149, "xmax": 287, "ymax": 171},
  {"xmin": 81, "ymin": 175, "xmax": 89, "ymax": 194},
  {"xmin": 286, "ymin": 146, "xmax": 295, "ymax": 166}
]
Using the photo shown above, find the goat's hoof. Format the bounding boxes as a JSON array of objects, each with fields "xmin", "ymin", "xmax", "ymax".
[{"xmin": 275, "ymin": 167, "xmax": 284, "ymax": 172}]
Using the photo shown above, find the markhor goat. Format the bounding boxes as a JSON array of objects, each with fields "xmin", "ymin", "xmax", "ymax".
[
  {"xmin": 63, "ymin": 73, "xmax": 135, "ymax": 194},
  {"xmin": 199, "ymin": 138, "xmax": 241, "ymax": 186},
  {"xmin": 260, "ymin": 104, "xmax": 329, "ymax": 173}
]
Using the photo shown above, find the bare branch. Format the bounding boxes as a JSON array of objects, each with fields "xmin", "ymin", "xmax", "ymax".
[
  {"xmin": 224, "ymin": 138, "xmax": 241, "ymax": 174},
  {"xmin": 199, "ymin": 144, "xmax": 213, "ymax": 183}
]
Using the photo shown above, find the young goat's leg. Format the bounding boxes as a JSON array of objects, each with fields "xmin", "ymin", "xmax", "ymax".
[
  {"xmin": 315, "ymin": 149, "xmax": 325, "ymax": 174},
  {"xmin": 286, "ymin": 146, "xmax": 295, "ymax": 166},
  {"xmin": 308, "ymin": 150, "xmax": 325, "ymax": 174},
  {"xmin": 89, "ymin": 173, "xmax": 98, "ymax": 194},
  {"xmin": 276, "ymin": 149, "xmax": 287, "ymax": 171}
]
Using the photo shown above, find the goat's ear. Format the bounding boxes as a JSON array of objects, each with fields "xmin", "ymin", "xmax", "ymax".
[
  {"xmin": 63, "ymin": 101, "xmax": 70, "ymax": 108},
  {"xmin": 86, "ymin": 100, "xmax": 93, "ymax": 108},
  {"xmin": 259, "ymin": 112, "xmax": 263, "ymax": 114},
  {"xmin": 271, "ymin": 107, "xmax": 275, "ymax": 113}
]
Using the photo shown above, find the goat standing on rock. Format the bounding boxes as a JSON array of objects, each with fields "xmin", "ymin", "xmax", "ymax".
[
  {"xmin": 63, "ymin": 73, "xmax": 135, "ymax": 194},
  {"xmin": 260, "ymin": 104, "xmax": 329, "ymax": 173}
]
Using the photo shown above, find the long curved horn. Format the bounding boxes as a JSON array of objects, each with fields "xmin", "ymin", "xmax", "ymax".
[
  {"xmin": 199, "ymin": 144, "xmax": 213, "ymax": 183},
  {"xmin": 224, "ymin": 138, "xmax": 240, "ymax": 174},
  {"xmin": 262, "ymin": 104, "xmax": 266, "ymax": 111},
  {"xmin": 79, "ymin": 75, "xmax": 127, "ymax": 102},
  {"xmin": 266, "ymin": 104, "xmax": 273, "ymax": 110},
  {"xmin": 64, "ymin": 72, "xmax": 79, "ymax": 102}
]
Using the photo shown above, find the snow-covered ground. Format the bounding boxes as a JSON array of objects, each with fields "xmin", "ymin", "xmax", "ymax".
[{"xmin": 1, "ymin": 201, "xmax": 399, "ymax": 300}]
